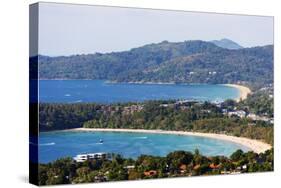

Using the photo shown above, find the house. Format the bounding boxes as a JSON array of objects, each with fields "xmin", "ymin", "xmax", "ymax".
[
  {"xmin": 222, "ymin": 109, "xmax": 228, "ymax": 115},
  {"xmin": 175, "ymin": 100, "xmax": 191, "ymax": 105},
  {"xmin": 247, "ymin": 113, "xmax": 272, "ymax": 123},
  {"xmin": 179, "ymin": 164, "xmax": 187, "ymax": 173},
  {"xmin": 247, "ymin": 113, "xmax": 257, "ymax": 120},
  {"xmin": 209, "ymin": 163, "xmax": 221, "ymax": 169},
  {"xmin": 143, "ymin": 170, "xmax": 157, "ymax": 177},
  {"xmin": 123, "ymin": 104, "xmax": 144, "ymax": 115},
  {"xmin": 94, "ymin": 175, "xmax": 107, "ymax": 182},
  {"xmin": 124, "ymin": 165, "xmax": 135, "ymax": 169},
  {"xmin": 208, "ymin": 71, "xmax": 217, "ymax": 75},
  {"xmin": 201, "ymin": 109, "xmax": 211, "ymax": 113},
  {"xmin": 221, "ymin": 170, "xmax": 231, "ymax": 174},
  {"xmin": 228, "ymin": 110, "xmax": 246, "ymax": 118}
]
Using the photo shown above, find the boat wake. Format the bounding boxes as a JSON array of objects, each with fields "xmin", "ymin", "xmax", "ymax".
[{"xmin": 95, "ymin": 142, "xmax": 103, "ymax": 145}]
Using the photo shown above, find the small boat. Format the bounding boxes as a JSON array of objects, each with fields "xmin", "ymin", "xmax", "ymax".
[{"xmin": 99, "ymin": 139, "xmax": 103, "ymax": 143}]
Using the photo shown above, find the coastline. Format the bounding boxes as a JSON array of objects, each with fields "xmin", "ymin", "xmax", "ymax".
[
  {"xmin": 222, "ymin": 84, "xmax": 252, "ymax": 101},
  {"xmin": 66, "ymin": 128, "xmax": 271, "ymax": 154}
]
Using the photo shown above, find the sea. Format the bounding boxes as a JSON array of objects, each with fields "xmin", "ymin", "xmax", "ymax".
[{"xmin": 39, "ymin": 80, "xmax": 239, "ymax": 103}]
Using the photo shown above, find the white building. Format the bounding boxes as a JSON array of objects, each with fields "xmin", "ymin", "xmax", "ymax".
[
  {"xmin": 73, "ymin": 152, "xmax": 107, "ymax": 162},
  {"xmin": 228, "ymin": 110, "xmax": 246, "ymax": 118}
]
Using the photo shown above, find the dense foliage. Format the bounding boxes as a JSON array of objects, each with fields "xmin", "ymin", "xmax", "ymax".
[
  {"xmin": 39, "ymin": 103, "xmax": 101, "ymax": 131},
  {"xmin": 238, "ymin": 91, "xmax": 274, "ymax": 117},
  {"xmin": 37, "ymin": 40, "xmax": 273, "ymax": 89},
  {"xmin": 36, "ymin": 149, "xmax": 273, "ymax": 185},
  {"xmin": 39, "ymin": 100, "xmax": 273, "ymax": 144}
]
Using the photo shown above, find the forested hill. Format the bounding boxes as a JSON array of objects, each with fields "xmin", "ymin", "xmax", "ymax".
[{"xmin": 36, "ymin": 40, "xmax": 273, "ymax": 89}]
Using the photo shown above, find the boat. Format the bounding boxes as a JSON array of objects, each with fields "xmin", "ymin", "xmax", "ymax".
[{"xmin": 99, "ymin": 139, "xmax": 103, "ymax": 143}]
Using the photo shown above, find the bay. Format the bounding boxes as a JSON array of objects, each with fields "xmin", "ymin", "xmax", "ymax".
[
  {"xmin": 39, "ymin": 80, "xmax": 239, "ymax": 103},
  {"xmin": 39, "ymin": 131, "xmax": 250, "ymax": 163}
]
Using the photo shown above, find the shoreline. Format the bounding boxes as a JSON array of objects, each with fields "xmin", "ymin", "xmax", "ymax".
[
  {"xmin": 64, "ymin": 128, "xmax": 271, "ymax": 154},
  {"xmin": 222, "ymin": 84, "xmax": 252, "ymax": 101}
]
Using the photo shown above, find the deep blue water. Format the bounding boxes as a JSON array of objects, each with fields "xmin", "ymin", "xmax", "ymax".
[
  {"xmin": 39, "ymin": 80, "xmax": 239, "ymax": 103},
  {"xmin": 38, "ymin": 131, "xmax": 249, "ymax": 163}
]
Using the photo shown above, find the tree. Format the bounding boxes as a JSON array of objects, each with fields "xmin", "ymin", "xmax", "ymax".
[{"xmin": 230, "ymin": 149, "xmax": 244, "ymax": 161}]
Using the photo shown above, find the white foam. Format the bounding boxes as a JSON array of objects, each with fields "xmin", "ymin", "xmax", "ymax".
[{"xmin": 64, "ymin": 94, "xmax": 71, "ymax": 97}]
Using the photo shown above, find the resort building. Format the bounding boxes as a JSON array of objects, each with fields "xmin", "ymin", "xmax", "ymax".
[{"xmin": 73, "ymin": 152, "xmax": 107, "ymax": 162}]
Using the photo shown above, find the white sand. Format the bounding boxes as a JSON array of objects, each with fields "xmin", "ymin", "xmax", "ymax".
[
  {"xmin": 222, "ymin": 84, "xmax": 252, "ymax": 102},
  {"xmin": 69, "ymin": 128, "xmax": 271, "ymax": 154}
]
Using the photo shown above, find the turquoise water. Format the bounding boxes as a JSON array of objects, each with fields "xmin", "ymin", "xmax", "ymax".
[
  {"xmin": 39, "ymin": 131, "xmax": 250, "ymax": 163},
  {"xmin": 39, "ymin": 80, "xmax": 239, "ymax": 103}
]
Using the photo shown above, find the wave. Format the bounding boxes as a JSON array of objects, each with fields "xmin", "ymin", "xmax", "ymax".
[
  {"xmin": 134, "ymin": 136, "xmax": 148, "ymax": 139},
  {"xmin": 40, "ymin": 142, "xmax": 56, "ymax": 146},
  {"xmin": 30, "ymin": 142, "xmax": 56, "ymax": 146}
]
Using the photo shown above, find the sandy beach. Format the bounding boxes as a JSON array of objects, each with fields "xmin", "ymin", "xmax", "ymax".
[
  {"xmin": 69, "ymin": 128, "xmax": 271, "ymax": 154},
  {"xmin": 222, "ymin": 84, "xmax": 252, "ymax": 101}
]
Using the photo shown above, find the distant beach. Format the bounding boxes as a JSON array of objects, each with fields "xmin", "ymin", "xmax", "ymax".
[
  {"xmin": 69, "ymin": 128, "xmax": 271, "ymax": 154},
  {"xmin": 222, "ymin": 84, "xmax": 252, "ymax": 101}
]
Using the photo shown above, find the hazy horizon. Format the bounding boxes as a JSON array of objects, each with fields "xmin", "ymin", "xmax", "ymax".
[{"xmin": 37, "ymin": 2, "xmax": 274, "ymax": 57}]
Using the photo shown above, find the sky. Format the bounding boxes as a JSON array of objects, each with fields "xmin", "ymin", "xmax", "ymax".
[{"xmin": 37, "ymin": 2, "xmax": 274, "ymax": 57}]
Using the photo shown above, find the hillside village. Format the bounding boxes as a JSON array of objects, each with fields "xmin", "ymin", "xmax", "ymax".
[{"xmin": 37, "ymin": 148, "xmax": 273, "ymax": 185}]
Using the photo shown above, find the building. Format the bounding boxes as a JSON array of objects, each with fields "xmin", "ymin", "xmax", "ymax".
[
  {"xmin": 179, "ymin": 164, "xmax": 187, "ymax": 174},
  {"xmin": 123, "ymin": 104, "xmax": 144, "ymax": 115},
  {"xmin": 247, "ymin": 113, "xmax": 272, "ymax": 123},
  {"xmin": 247, "ymin": 113, "xmax": 257, "ymax": 120},
  {"xmin": 73, "ymin": 152, "xmax": 107, "ymax": 162},
  {"xmin": 228, "ymin": 110, "xmax": 246, "ymax": 118},
  {"xmin": 143, "ymin": 170, "xmax": 157, "ymax": 177}
]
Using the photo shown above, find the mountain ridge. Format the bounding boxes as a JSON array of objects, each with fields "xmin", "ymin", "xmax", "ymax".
[
  {"xmin": 34, "ymin": 40, "xmax": 273, "ymax": 89},
  {"xmin": 210, "ymin": 38, "xmax": 243, "ymax": 49}
]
